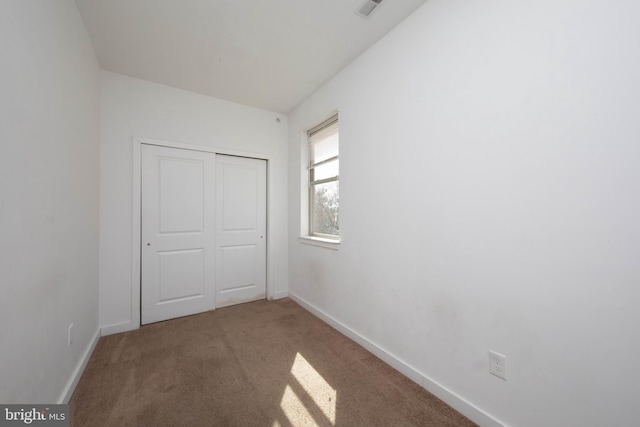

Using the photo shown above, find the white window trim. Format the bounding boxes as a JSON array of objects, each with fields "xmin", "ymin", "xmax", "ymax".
[
  {"xmin": 299, "ymin": 111, "xmax": 341, "ymax": 249},
  {"xmin": 300, "ymin": 110, "xmax": 340, "ymax": 241},
  {"xmin": 298, "ymin": 235, "xmax": 340, "ymax": 250}
]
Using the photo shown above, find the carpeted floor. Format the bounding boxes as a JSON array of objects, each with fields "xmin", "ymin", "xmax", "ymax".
[{"xmin": 70, "ymin": 298, "xmax": 476, "ymax": 426}]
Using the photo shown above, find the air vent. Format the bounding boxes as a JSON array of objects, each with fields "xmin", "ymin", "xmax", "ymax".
[{"xmin": 357, "ymin": 0, "xmax": 383, "ymax": 18}]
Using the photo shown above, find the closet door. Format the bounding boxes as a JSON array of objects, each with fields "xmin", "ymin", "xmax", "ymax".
[
  {"xmin": 141, "ymin": 144, "xmax": 215, "ymax": 324},
  {"xmin": 215, "ymin": 155, "xmax": 267, "ymax": 308}
]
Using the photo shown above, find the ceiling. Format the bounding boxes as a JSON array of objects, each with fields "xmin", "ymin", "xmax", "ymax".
[{"xmin": 75, "ymin": 0, "xmax": 427, "ymax": 113}]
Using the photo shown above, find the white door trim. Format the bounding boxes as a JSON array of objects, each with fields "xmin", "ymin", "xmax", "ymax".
[{"xmin": 132, "ymin": 136, "xmax": 273, "ymax": 329}]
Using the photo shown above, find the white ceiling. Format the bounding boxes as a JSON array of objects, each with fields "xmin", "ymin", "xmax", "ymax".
[{"xmin": 75, "ymin": 0, "xmax": 427, "ymax": 113}]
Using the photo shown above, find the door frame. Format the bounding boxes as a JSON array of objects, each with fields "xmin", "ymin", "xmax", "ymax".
[{"xmin": 132, "ymin": 136, "xmax": 272, "ymax": 328}]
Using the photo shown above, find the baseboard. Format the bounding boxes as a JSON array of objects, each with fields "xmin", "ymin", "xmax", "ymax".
[
  {"xmin": 58, "ymin": 329, "xmax": 100, "ymax": 404},
  {"xmin": 271, "ymin": 290, "xmax": 289, "ymax": 300},
  {"xmin": 101, "ymin": 320, "xmax": 137, "ymax": 336},
  {"xmin": 288, "ymin": 292, "xmax": 504, "ymax": 427}
]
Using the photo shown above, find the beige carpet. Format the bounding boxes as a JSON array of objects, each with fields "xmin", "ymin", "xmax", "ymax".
[{"xmin": 70, "ymin": 298, "xmax": 475, "ymax": 426}]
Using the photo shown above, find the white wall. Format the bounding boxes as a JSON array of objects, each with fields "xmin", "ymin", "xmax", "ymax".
[
  {"xmin": 288, "ymin": 1, "xmax": 640, "ymax": 426},
  {"xmin": 0, "ymin": 1, "xmax": 100, "ymax": 403},
  {"xmin": 100, "ymin": 71, "xmax": 289, "ymax": 333}
]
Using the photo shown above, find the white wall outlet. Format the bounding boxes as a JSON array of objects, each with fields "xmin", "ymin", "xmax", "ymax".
[
  {"xmin": 68, "ymin": 324, "xmax": 74, "ymax": 347},
  {"xmin": 489, "ymin": 350, "xmax": 506, "ymax": 380}
]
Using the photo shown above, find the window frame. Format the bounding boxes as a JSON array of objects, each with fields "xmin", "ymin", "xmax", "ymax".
[{"xmin": 307, "ymin": 114, "xmax": 339, "ymax": 241}]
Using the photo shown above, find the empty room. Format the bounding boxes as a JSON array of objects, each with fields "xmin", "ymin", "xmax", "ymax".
[{"xmin": 1, "ymin": 0, "xmax": 639, "ymax": 426}]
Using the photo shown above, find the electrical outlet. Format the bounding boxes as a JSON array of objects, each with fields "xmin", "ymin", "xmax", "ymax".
[
  {"xmin": 68, "ymin": 324, "xmax": 74, "ymax": 347},
  {"xmin": 489, "ymin": 350, "xmax": 506, "ymax": 380}
]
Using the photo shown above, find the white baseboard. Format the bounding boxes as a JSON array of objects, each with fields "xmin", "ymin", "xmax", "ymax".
[
  {"xmin": 100, "ymin": 320, "xmax": 137, "ymax": 336},
  {"xmin": 271, "ymin": 290, "xmax": 289, "ymax": 300},
  {"xmin": 288, "ymin": 292, "xmax": 504, "ymax": 427},
  {"xmin": 58, "ymin": 329, "xmax": 100, "ymax": 404}
]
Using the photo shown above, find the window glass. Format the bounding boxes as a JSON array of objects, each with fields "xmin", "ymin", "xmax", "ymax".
[
  {"xmin": 311, "ymin": 159, "xmax": 339, "ymax": 181},
  {"xmin": 308, "ymin": 115, "xmax": 339, "ymax": 239},
  {"xmin": 311, "ymin": 181, "xmax": 339, "ymax": 236},
  {"xmin": 310, "ymin": 130, "xmax": 338, "ymax": 164}
]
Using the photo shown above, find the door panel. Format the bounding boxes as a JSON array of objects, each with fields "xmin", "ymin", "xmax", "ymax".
[
  {"xmin": 158, "ymin": 158, "xmax": 205, "ymax": 233},
  {"xmin": 141, "ymin": 144, "xmax": 215, "ymax": 324},
  {"xmin": 220, "ymin": 245, "xmax": 257, "ymax": 291},
  {"xmin": 221, "ymin": 166, "xmax": 258, "ymax": 230},
  {"xmin": 158, "ymin": 249, "xmax": 204, "ymax": 302},
  {"xmin": 216, "ymin": 155, "xmax": 267, "ymax": 307}
]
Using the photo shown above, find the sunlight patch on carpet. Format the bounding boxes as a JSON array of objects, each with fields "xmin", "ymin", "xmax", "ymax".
[
  {"xmin": 280, "ymin": 385, "xmax": 318, "ymax": 426},
  {"xmin": 290, "ymin": 353, "xmax": 336, "ymax": 424}
]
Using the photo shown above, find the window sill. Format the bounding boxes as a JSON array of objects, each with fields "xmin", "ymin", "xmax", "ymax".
[{"xmin": 298, "ymin": 236, "xmax": 340, "ymax": 250}]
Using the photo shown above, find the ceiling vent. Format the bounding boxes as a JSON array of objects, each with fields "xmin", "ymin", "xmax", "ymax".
[{"xmin": 357, "ymin": 0, "xmax": 383, "ymax": 18}]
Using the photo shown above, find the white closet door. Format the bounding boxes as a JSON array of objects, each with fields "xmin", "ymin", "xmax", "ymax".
[
  {"xmin": 215, "ymin": 155, "xmax": 267, "ymax": 308},
  {"xmin": 141, "ymin": 144, "xmax": 215, "ymax": 324}
]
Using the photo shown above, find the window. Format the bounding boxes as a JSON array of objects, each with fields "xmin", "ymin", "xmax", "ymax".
[{"xmin": 308, "ymin": 115, "xmax": 339, "ymax": 239}]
